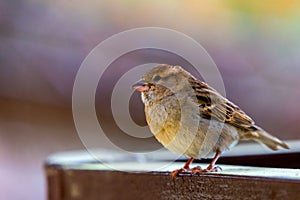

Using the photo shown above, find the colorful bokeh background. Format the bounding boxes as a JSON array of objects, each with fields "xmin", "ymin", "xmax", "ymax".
[{"xmin": 1, "ymin": 0, "xmax": 300, "ymax": 199}]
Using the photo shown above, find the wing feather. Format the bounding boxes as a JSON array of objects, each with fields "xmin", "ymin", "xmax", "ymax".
[{"xmin": 189, "ymin": 78, "xmax": 257, "ymax": 131}]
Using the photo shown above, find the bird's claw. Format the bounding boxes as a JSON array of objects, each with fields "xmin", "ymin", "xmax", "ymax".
[
  {"xmin": 170, "ymin": 168, "xmax": 188, "ymax": 178},
  {"xmin": 192, "ymin": 165, "xmax": 222, "ymax": 174},
  {"xmin": 191, "ymin": 166, "xmax": 202, "ymax": 174},
  {"xmin": 170, "ymin": 166, "xmax": 203, "ymax": 177}
]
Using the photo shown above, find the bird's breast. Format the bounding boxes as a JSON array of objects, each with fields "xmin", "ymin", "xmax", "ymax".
[
  {"xmin": 144, "ymin": 95, "xmax": 181, "ymax": 146},
  {"xmin": 143, "ymin": 93, "xmax": 240, "ymax": 158}
]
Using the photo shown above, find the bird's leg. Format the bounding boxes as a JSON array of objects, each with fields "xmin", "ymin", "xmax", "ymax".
[
  {"xmin": 205, "ymin": 150, "xmax": 221, "ymax": 171},
  {"xmin": 170, "ymin": 157, "xmax": 195, "ymax": 177},
  {"xmin": 192, "ymin": 150, "xmax": 222, "ymax": 174},
  {"xmin": 183, "ymin": 157, "xmax": 194, "ymax": 170}
]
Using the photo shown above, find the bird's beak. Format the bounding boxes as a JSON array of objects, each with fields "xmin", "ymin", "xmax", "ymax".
[{"xmin": 132, "ymin": 79, "xmax": 149, "ymax": 92}]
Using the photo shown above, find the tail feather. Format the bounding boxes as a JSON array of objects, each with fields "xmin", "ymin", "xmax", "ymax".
[{"xmin": 254, "ymin": 128, "xmax": 290, "ymax": 150}]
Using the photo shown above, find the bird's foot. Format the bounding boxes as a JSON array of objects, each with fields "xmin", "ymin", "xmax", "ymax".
[
  {"xmin": 170, "ymin": 166, "xmax": 203, "ymax": 177},
  {"xmin": 170, "ymin": 167, "xmax": 190, "ymax": 178},
  {"xmin": 192, "ymin": 165, "xmax": 222, "ymax": 174},
  {"xmin": 191, "ymin": 166, "xmax": 203, "ymax": 174},
  {"xmin": 170, "ymin": 165, "xmax": 222, "ymax": 177}
]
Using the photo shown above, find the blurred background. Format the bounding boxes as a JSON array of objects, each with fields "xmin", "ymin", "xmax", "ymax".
[{"xmin": 1, "ymin": 0, "xmax": 300, "ymax": 199}]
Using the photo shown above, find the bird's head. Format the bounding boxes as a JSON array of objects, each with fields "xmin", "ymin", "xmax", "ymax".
[{"xmin": 132, "ymin": 64, "xmax": 194, "ymax": 93}]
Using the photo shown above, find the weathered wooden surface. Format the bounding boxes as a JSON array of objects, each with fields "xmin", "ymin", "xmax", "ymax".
[
  {"xmin": 45, "ymin": 149, "xmax": 300, "ymax": 200},
  {"xmin": 46, "ymin": 165, "xmax": 300, "ymax": 200}
]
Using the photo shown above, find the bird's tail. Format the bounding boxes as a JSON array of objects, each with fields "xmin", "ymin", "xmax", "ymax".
[{"xmin": 253, "ymin": 128, "xmax": 290, "ymax": 150}]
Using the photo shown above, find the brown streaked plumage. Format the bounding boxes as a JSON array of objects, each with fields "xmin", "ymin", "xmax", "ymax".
[{"xmin": 132, "ymin": 64, "xmax": 289, "ymax": 177}]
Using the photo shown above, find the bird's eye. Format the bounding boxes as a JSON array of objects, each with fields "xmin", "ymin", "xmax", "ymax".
[{"xmin": 153, "ymin": 75, "xmax": 161, "ymax": 82}]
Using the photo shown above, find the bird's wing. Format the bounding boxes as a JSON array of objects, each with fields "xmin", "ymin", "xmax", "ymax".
[{"xmin": 189, "ymin": 78, "xmax": 257, "ymax": 131}]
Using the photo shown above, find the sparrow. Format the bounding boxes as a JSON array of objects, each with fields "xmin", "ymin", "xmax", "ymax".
[{"xmin": 132, "ymin": 64, "xmax": 289, "ymax": 177}]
